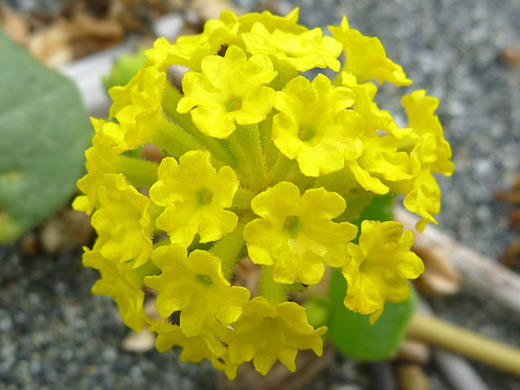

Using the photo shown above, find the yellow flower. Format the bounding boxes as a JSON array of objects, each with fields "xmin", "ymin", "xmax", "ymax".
[
  {"xmin": 145, "ymin": 245, "xmax": 251, "ymax": 337},
  {"xmin": 339, "ymin": 71, "xmax": 407, "ymax": 138},
  {"xmin": 237, "ymin": 8, "xmax": 306, "ymax": 34},
  {"xmin": 145, "ymin": 12, "xmax": 239, "ymax": 71},
  {"xmin": 333, "ymin": 72, "xmax": 414, "ymax": 194},
  {"xmin": 241, "ymin": 22, "xmax": 342, "ymax": 72},
  {"xmin": 329, "ymin": 16, "xmax": 412, "ymax": 86},
  {"xmin": 149, "ymin": 319, "xmax": 239, "ymax": 380},
  {"xmin": 403, "ymin": 167, "xmax": 442, "ymax": 232},
  {"xmin": 401, "ymin": 90, "xmax": 455, "ymax": 231},
  {"xmin": 243, "ymin": 182, "xmax": 357, "ymax": 285},
  {"xmin": 346, "ymin": 133, "xmax": 414, "ymax": 196},
  {"xmin": 83, "ymin": 247, "xmax": 148, "ymax": 332},
  {"xmin": 342, "ymin": 220, "xmax": 424, "ymax": 323},
  {"xmin": 73, "ymin": 118, "xmax": 127, "ymax": 214},
  {"xmin": 177, "ymin": 45, "xmax": 277, "ymax": 139},
  {"xmin": 402, "ymin": 90, "xmax": 454, "ymax": 176},
  {"xmin": 272, "ymin": 74, "xmax": 364, "ymax": 177},
  {"xmin": 149, "ymin": 150, "xmax": 239, "ymax": 247},
  {"xmin": 345, "ymin": 160, "xmax": 390, "ymax": 195},
  {"xmin": 108, "ymin": 65, "xmax": 166, "ymax": 149},
  {"xmin": 356, "ymin": 136, "xmax": 414, "ymax": 184},
  {"xmin": 90, "ymin": 174, "xmax": 153, "ymax": 267},
  {"xmin": 227, "ymin": 296, "xmax": 327, "ymax": 375}
]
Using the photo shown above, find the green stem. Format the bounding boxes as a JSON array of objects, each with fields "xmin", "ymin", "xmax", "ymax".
[
  {"xmin": 258, "ymin": 115, "xmax": 278, "ymax": 169},
  {"xmin": 115, "ymin": 156, "xmax": 159, "ymax": 187},
  {"xmin": 286, "ymin": 163, "xmax": 314, "ymax": 190},
  {"xmin": 258, "ymin": 265, "xmax": 287, "ymax": 306},
  {"xmin": 269, "ymin": 153, "xmax": 294, "ymax": 186},
  {"xmin": 133, "ymin": 259, "xmax": 161, "ymax": 282},
  {"xmin": 231, "ymin": 188, "xmax": 255, "ymax": 211},
  {"xmin": 408, "ymin": 312, "xmax": 520, "ymax": 377},
  {"xmin": 162, "ymin": 83, "xmax": 236, "ymax": 166},
  {"xmin": 228, "ymin": 124, "xmax": 267, "ymax": 191},
  {"xmin": 152, "ymin": 114, "xmax": 202, "ymax": 158},
  {"xmin": 210, "ymin": 218, "xmax": 249, "ymax": 281},
  {"xmin": 161, "ymin": 83, "xmax": 199, "ymax": 134}
]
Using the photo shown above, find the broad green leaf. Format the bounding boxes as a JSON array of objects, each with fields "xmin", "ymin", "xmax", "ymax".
[
  {"xmin": 0, "ymin": 29, "xmax": 90, "ymax": 242},
  {"xmin": 327, "ymin": 194, "xmax": 416, "ymax": 360}
]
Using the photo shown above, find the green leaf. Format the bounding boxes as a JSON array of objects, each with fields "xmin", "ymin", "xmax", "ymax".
[
  {"xmin": 0, "ymin": 28, "xmax": 90, "ymax": 243},
  {"xmin": 327, "ymin": 194, "xmax": 416, "ymax": 360},
  {"xmin": 303, "ymin": 297, "xmax": 331, "ymax": 329},
  {"xmin": 328, "ymin": 269, "xmax": 416, "ymax": 360},
  {"xmin": 352, "ymin": 193, "xmax": 395, "ymax": 230}
]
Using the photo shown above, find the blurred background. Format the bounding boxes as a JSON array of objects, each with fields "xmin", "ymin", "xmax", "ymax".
[{"xmin": 0, "ymin": 0, "xmax": 519, "ymax": 389}]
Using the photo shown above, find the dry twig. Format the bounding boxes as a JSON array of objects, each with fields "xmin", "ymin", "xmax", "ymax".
[
  {"xmin": 408, "ymin": 312, "xmax": 520, "ymax": 377},
  {"xmin": 415, "ymin": 300, "xmax": 491, "ymax": 390},
  {"xmin": 395, "ymin": 206, "xmax": 520, "ymax": 314}
]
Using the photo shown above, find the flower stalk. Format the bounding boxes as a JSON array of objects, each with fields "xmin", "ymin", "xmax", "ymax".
[
  {"xmin": 408, "ymin": 312, "xmax": 520, "ymax": 377},
  {"xmin": 228, "ymin": 124, "xmax": 267, "ymax": 191},
  {"xmin": 259, "ymin": 265, "xmax": 288, "ymax": 306}
]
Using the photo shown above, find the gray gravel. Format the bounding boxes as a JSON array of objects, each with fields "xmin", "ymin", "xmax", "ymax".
[
  {"xmin": 0, "ymin": 246, "xmax": 218, "ymax": 390},
  {"xmin": 2, "ymin": 0, "xmax": 520, "ymax": 389}
]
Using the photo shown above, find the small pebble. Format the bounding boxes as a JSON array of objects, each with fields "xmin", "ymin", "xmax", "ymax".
[
  {"xmin": 333, "ymin": 385, "xmax": 364, "ymax": 390},
  {"xmin": 396, "ymin": 363, "xmax": 429, "ymax": 390},
  {"xmin": 40, "ymin": 209, "xmax": 94, "ymax": 254},
  {"xmin": 121, "ymin": 329, "xmax": 156, "ymax": 353},
  {"xmin": 396, "ymin": 339, "xmax": 431, "ymax": 365},
  {"xmin": 0, "ymin": 310, "xmax": 13, "ymax": 332},
  {"xmin": 18, "ymin": 233, "xmax": 39, "ymax": 256},
  {"xmin": 498, "ymin": 45, "xmax": 520, "ymax": 68}
]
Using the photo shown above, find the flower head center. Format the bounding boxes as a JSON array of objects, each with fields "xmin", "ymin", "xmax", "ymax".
[
  {"xmin": 227, "ymin": 99, "xmax": 242, "ymax": 112},
  {"xmin": 298, "ymin": 127, "xmax": 315, "ymax": 142},
  {"xmin": 196, "ymin": 274, "xmax": 213, "ymax": 285},
  {"xmin": 283, "ymin": 215, "xmax": 300, "ymax": 230},
  {"xmin": 198, "ymin": 187, "xmax": 213, "ymax": 204}
]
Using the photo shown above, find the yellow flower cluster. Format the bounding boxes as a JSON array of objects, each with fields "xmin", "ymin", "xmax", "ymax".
[{"xmin": 74, "ymin": 8, "xmax": 453, "ymax": 379}]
